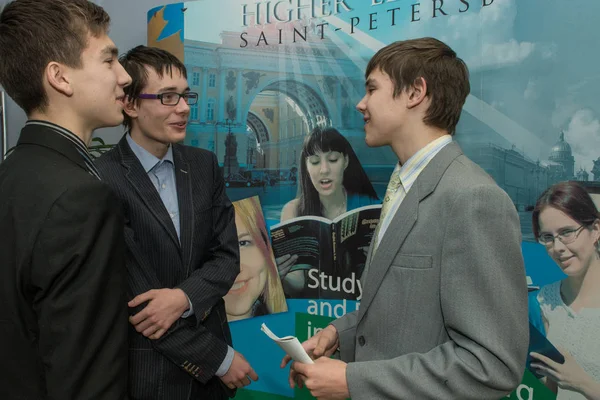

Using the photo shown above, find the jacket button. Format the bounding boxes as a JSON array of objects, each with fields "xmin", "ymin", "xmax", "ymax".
[{"xmin": 358, "ymin": 336, "xmax": 366, "ymax": 346}]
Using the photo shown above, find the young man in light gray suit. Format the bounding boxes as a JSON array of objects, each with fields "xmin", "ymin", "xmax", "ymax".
[{"xmin": 283, "ymin": 38, "xmax": 529, "ymax": 399}]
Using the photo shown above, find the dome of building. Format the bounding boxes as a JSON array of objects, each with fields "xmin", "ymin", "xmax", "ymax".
[{"xmin": 549, "ymin": 131, "xmax": 573, "ymax": 163}]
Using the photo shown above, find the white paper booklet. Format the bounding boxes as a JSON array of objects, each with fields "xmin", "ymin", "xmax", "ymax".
[{"xmin": 260, "ymin": 323, "xmax": 314, "ymax": 364}]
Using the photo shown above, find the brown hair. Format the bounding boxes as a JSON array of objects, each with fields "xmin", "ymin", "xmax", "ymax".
[
  {"xmin": 0, "ymin": 0, "xmax": 110, "ymax": 114},
  {"xmin": 532, "ymin": 181, "xmax": 600, "ymax": 240},
  {"xmin": 298, "ymin": 126, "xmax": 378, "ymax": 218},
  {"xmin": 118, "ymin": 45, "xmax": 188, "ymax": 130},
  {"xmin": 366, "ymin": 37, "xmax": 470, "ymax": 135}
]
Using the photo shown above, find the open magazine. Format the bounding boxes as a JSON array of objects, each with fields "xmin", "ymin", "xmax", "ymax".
[{"xmin": 270, "ymin": 204, "xmax": 382, "ymax": 300}]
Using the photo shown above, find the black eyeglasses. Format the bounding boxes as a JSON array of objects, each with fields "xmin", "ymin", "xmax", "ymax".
[
  {"xmin": 138, "ymin": 92, "xmax": 199, "ymax": 106},
  {"xmin": 538, "ymin": 225, "xmax": 585, "ymax": 246}
]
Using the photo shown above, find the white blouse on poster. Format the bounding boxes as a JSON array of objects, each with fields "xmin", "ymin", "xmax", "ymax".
[{"xmin": 538, "ymin": 281, "xmax": 600, "ymax": 400}]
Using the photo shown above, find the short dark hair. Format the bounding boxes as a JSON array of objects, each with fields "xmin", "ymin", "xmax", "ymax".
[
  {"xmin": 532, "ymin": 181, "xmax": 600, "ymax": 240},
  {"xmin": 366, "ymin": 37, "xmax": 470, "ymax": 135},
  {"xmin": 118, "ymin": 45, "xmax": 188, "ymax": 129},
  {"xmin": 0, "ymin": 0, "xmax": 110, "ymax": 114},
  {"xmin": 297, "ymin": 126, "xmax": 379, "ymax": 217}
]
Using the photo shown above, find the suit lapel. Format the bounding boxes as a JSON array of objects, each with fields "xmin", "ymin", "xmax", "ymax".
[
  {"xmin": 357, "ymin": 142, "xmax": 463, "ymax": 323},
  {"xmin": 117, "ymin": 137, "xmax": 181, "ymax": 250},
  {"xmin": 358, "ymin": 188, "xmax": 418, "ymax": 318},
  {"xmin": 173, "ymin": 145, "xmax": 194, "ymax": 274}
]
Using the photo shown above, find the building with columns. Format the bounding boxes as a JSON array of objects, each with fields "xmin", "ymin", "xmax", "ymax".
[{"xmin": 182, "ymin": 25, "xmax": 398, "ymax": 179}]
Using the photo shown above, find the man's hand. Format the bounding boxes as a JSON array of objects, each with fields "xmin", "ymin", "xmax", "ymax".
[
  {"xmin": 220, "ymin": 350, "xmax": 259, "ymax": 389},
  {"xmin": 281, "ymin": 324, "xmax": 339, "ymax": 390},
  {"xmin": 280, "ymin": 324, "xmax": 339, "ymax": 369},
  {"xmin": 291, "ymin": 358, "xmax": 349, "ymax": 400},
  {"xmin": 128, "ymin": 288, "xmax": 189, "ymax": 339}
]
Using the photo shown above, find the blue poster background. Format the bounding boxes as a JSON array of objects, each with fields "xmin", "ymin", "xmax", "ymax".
[{"xmin": 146, "ymin": 1, "xmax": 600, "ymax": 398}]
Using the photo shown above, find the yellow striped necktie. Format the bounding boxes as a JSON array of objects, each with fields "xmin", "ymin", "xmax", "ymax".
[{"xmin": 373, "ymin": 169, "xmax": 405, "ymax": 253}]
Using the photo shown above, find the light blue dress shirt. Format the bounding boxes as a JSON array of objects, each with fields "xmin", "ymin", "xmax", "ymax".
[
  {"xmin": 126, "ymin": 134, "xmax": 234, "ymax": 376},
  {"xmin": 126, "ymin": 134, "xmax": 180, "ymax": 237}
]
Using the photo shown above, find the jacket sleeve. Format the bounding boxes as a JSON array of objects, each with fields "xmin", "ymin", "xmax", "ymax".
[
  {"xmin": 346, "ymin": 184, "xmax": 529, "ymax": 400},
  {"xmin": 331, "ymin": 310, "xmax": 359, "ymax": 362},
  {"xmin": 31, "ymin": 182, "xmax": 129, "ymax": 400},
  {"xmin": 124, "ymin": 225, "xmax": 230, "ymax": 384}
]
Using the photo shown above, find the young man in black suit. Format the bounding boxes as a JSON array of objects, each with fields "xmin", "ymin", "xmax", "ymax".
[
  {"xmin": 0, "ymin": 1, "xmax": 132, "ymax": 399},
  {"xmin": 95, "ymin": 45, "xmax": 257, "ymax": 400}
]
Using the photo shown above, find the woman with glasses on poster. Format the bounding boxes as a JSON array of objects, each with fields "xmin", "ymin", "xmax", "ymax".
[
  {"xmin": 530, "ymin": 181, "xmax": 600, "ymax": 399},
  {"xmin": 277, "ymin": 127, "xmax": 380, "ymax": 295}
]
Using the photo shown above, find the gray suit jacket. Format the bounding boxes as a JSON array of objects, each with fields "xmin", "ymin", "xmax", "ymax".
[{"xmin": 331, "ymin": 142, "xmax": 528, "ymax": 399}]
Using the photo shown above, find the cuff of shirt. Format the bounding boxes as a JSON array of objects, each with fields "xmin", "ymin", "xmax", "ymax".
[
  {"xmin": 181, "ymin": 293, "xmax": 194, "ymax": 318},
  {"xmin": 215, "ymin": 346, "xmax": 234, "ymax": 377}
]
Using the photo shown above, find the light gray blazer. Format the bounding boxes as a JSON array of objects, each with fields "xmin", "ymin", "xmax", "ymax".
[{"xmin": 331, "ymin": 142, "xmax": 529, "ymax": 399}]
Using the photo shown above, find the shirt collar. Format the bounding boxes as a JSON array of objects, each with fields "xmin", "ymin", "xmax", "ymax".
[
  {"xmin": 396, "ymin": 134, "xmax": 453, "ymax": 191},
  {"xmin": 126, "ymin": 133, "xmax": 173, "ymax": 173},
  {"xmin": 25, "ymin": 120, "xmax": 89, "ymax": 154},
  {"xmin": 24, "ymin": 120, "xmax": 101, "ymax": 180}
]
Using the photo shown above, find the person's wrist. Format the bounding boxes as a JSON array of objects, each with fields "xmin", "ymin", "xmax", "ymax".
[
  {"xmin": 174, "ymin": 288, "xmax": 190, "ymax": 313},
  {"xmin": 581, "ymin": 376, "xmax": 600, "ymax": 399}
]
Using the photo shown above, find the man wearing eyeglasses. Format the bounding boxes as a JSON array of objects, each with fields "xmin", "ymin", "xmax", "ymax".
[{"xmin": 95, "ymin": 45, "xmax": 257, "ymax": 400}]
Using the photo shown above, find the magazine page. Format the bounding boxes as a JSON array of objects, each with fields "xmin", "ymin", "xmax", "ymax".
[
  {"xmin": 327, "ymin": 204, "xmax": 382, "ymax": 301},
  {"xmin": 271, "ymin": 217, "xmax": 332, "ymax": 299}
]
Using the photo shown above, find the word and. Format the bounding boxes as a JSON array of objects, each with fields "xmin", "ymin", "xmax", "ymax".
[{"xmin": 306, "ymin": 298, "xmax": 359, "ymax": 318}]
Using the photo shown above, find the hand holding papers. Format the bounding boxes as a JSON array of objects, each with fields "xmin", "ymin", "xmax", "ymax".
[{"xmin": 260, "ymin": 323, "xmax": 314, "ymax": 364}]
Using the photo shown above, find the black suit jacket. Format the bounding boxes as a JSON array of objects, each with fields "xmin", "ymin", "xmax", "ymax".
[
  {"xmin": 0, "ymin": 123, "xmax": 129, "ymax": 400},
  {"xmin": 95, "ymin": 135, "xmax": 239, "ymax": 400}
]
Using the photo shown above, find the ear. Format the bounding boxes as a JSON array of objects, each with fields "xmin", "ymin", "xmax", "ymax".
[
  {"xmin": 45, "ymin": 62, "xmax": 74, "ymax": 97},
  {"xmin": 406, "ymin": 76, "xmax": 428, "ymax": 109},
  {"xmin": 123, "ymin": 96, "xmax": 139, "ymax": 119},
  {"xmin": 343, "ymin": 154, "xmax": 349, "ymax": 170},
  {"xmin": 591, "ymin": 218, "xmax": 600, "ymax": 244}
]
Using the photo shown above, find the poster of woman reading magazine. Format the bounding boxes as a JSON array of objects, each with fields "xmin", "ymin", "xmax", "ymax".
[{"xmin": 274, "ymin": 126, "xmax": 381, "ymax": 299}]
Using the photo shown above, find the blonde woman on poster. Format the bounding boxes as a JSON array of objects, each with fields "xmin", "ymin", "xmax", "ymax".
[
  {"xmin": 225, "ymin": 196, "xmax": 287, "ymax": 321},
  {"xmin": 530, "ymin": 181, "xmax": 600, "ymax": 399}
]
